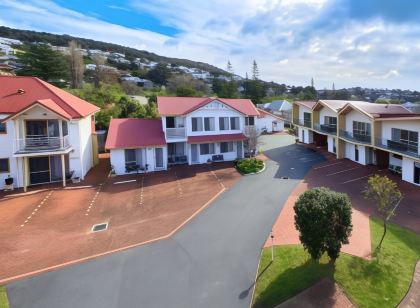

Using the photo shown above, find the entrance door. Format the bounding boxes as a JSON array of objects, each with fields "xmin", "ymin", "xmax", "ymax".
[
  {"xmin": 155, "ymin": 148, "xmax": 164, "ymax": 169},
  {"xmin": 191, "ymin": 144, "xmax": 199, "ymax": 163},
  {"xmin": 29, "ymin": 157, "xmax": 50, "ymax": 184},
  {"xmin": 236, "ymin": 141, "xmax": 243, "ymax": 158},
  {"xmin": 355, "ymin": 145, "xmax": 359, "ymax": 162},
  {"xmin": 414, "ymin": 162, "xmax": 420, "ymax": 185}
]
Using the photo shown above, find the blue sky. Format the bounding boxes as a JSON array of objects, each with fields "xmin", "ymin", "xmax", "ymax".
[{"xmin": 1, "ymin": 0, "xmax": 420, "ymax": 90}]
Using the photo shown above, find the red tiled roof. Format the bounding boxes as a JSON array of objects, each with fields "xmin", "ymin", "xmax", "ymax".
[
  {"xmin": 0, "ymin": 76, "xmax": 100, "ymax": 118},
  {"xmin": 188, "ymin": 133, "xmax": 247, "ymax": 144},
  {"xmin": 257, "ymin": 108, "xmax": 285, "ymax": 120},
  {"xmin": 105, "ymin": 118, "xmax": 166, "ymax": 149},
  {"xmin": 157, "ymin": 96, "xmax": 259, "ymax": 116}
]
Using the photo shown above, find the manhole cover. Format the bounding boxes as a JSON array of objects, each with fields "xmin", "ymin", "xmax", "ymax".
[
  {"xmin": 91, "ymin": 223, "xmax": 108, "ymax": 233},
  {"xmin": 281, "ymin": 176, "xmax": 290, "ymax": 179}
]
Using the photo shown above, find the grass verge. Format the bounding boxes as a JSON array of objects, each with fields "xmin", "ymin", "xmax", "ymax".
[
  {"xmin": 253, "ymin": 217, "xmax": 420, "ymax": 308},
  {"xmin": 0, "ymin": 286, "xmax": 9, "ymax": 308}
]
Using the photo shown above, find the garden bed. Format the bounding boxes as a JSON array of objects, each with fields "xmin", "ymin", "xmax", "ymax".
[{"xmin": 235, "ymin": 158, "xmax": 265, "ymax": 175}]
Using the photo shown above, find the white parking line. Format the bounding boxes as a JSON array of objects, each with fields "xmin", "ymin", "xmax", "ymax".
[
  {"xmin": 326, "ymin": 167, "xmax": 360, "ymax": 176},
  {"xmin": 114, "ymin": 179, "xmax": 136, "ymax": 185},
  {"xmin": 341, "ymin": 174, "xmax": 374, "ymax": 184},
  {"xmin": 20, "ymin": 191, "xmax": 53, "ymax": 227},
  {"xmin": 314, "ymin": 161, "xmax": 344, "ymax": 169}
]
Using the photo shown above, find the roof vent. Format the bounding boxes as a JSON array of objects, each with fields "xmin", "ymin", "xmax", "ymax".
[{"xmin": 17, "ymin": 88, "xmax": 25, "ymax": 94}]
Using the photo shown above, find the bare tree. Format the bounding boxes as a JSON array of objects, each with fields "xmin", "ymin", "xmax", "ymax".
[
  {"xmin": 244, "ymin": 125, "xmax": 261, "ymax": 156},
  {"xmin": 68, "ymin": 40, "xmax": 84, "ymax": 89},
  {"xmin": 91, "ymin": 55, "xmax": 106, "ymax": 88}
]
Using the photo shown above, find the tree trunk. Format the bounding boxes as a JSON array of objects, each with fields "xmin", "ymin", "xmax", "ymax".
[{"xmin": 377, "ymin": 220, "xmax": 387, "ymax": 250}]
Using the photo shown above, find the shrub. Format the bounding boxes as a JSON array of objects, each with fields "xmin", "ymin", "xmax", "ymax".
[{"xmin": 235, "ymin": 158, "xmax": 264, "ymax": 174}]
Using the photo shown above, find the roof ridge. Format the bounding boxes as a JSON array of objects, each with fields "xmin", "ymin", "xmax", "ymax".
[{"xmin": 33, "ymin": 77, "xmax": 81, "ymax": 118}]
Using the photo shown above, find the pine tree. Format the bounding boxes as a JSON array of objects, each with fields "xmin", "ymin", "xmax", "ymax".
[
  {"xmin": 227, "ymin": 60, "xmax": 233, "ymax": 75},
  {"xmin": 252, "ymin": 60, "xmax": 259, "ymax": 80},
  {"xmin": 311, "ymin": 77, "xmax": 314, "ymax": 88}
]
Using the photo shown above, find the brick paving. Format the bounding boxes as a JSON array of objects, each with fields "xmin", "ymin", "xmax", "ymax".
[
  {"xmin": 266, "ymin": 143, "xmax": 420, "ymax": 259},
  {"xmin": 0, "ymin": 154, "xmax": 240, "ymax": 281}
]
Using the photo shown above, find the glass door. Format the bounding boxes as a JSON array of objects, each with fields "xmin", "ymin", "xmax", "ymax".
[
  {"xmin": 414, "ymin": 162, "xmax": 420, "ymax": 185},
  {"xmin": 191, "ymin": 144, "xmax": 199, "ymax": 163},
  {"xmin": 29, "ymin": 156, "xmax": 50, "ymax": 184},
  {"xmin": 155, "ymin": 148, "xmax": 164, "ymax": 169},
  {"xmin": 236, "ymin": 141, "xmax": 243, "ymax": 158}
]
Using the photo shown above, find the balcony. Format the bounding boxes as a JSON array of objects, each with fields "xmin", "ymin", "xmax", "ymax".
[
  {"xmin": 166, "ymin": 128, "xmax": 186, "ymax": 140},
  {"xmin": 293, "ymin": 118, "xmax": 312, "ymax": 128},
  {"xmin": 375, "ymin": 138, "xmax": 420, "ymax": 158},
  {"xmin": 14, "ymin": 136, "xmax": 70, "ymax": 154},
  {"xmin": 314, "ymin": 123, "xmax": 337, "ymax": 135},
  {"xmin": 339, "ymin": 129, "xmax": 371, "ymax": 144}
]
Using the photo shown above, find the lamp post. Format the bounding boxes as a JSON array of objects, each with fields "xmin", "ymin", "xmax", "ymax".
[{"xmin": 270, "ymin": 231, "xmax": 275, "ymax": 262}]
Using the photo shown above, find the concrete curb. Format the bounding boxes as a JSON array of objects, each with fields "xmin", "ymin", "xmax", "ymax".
[{"xmin": 0, "ymin": 187, "xmax": 226, "ymax": 285}]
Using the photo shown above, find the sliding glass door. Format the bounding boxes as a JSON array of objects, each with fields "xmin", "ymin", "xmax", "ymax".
[{"xmin": 29, "ymin": 157, "xmax": 50, "ymax": 185}]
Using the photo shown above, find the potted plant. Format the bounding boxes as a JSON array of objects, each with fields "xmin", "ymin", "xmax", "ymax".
[{"xmin": 5, "ymin": 175, "xmax": 13, "ymax": 186}]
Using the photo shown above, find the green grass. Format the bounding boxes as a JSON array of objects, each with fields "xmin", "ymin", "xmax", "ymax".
[
  {"xmin": 0, "ymin": 286, "xmax": 9, "ymax": 308},
  {"xmin": 253, "ymin": 217, "xmax": 420, "ymax": 308}
]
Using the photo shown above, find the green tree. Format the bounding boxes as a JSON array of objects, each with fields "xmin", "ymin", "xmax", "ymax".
[
  {"xmin": 246, "ymin": 60, "xmax": 265, "ymax": 104},
  {"xmin": 146, "ymin": 63, "xmax": 172, "ymax": 86},
  {"xmin": 17, "ymin": 44, "xmax": 69, "ymax": 84},
  {"xmin": 294, "ymin": 187, "xmax": 353, "ymax": 263},
  {"xmin": 364, "ymin": 175, "xmax": 402, "ymax": 250}
]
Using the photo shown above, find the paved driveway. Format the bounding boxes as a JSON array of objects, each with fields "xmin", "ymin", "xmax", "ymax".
[{"xmin": 7, "ymin": 134, "xmax": 325, "ymax": 308}]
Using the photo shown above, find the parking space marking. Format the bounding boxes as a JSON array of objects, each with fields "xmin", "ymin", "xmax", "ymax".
[
  {"xmin": 114, "ymin": 179, "xmax": 136, "ymax": 185},
  {"xmin": 314, "ymin": 161, "xmax": 344, "ymax": 169},
  {"xmin": 341, "ymin": 174, "xmax": 374, "ymax": 184},
  {"xmin": 139, "ymin": 176, "xmax": 145, "ymax": 205},
  {"xmin": 174, "ymin": 172, "xmax": 183, "ymax": 198},
  {"xmin": 209, "ymin": 169, "xmax": 226, "ymax": 189},
  {"xmin": 20, "ymin": 191, "xmax": 54, "ymax": 227},
  {"xmin": 326, "ymin": 167, "xmax": 360, "ymax": 176},
  {"xmin": 84, "ymin": 183, "xmax": 103, "ymax": 216}
]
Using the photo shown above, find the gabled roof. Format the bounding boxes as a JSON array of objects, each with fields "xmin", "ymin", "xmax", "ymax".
[
  {"xmin": 338, "ymin": 101, "xmax": 412, "ymax": 118},
  {"xmin": 314, "ymin": 100, "xmax": 349, "ymax": 112},
  {"xmin": 0, "ymin": 76, "xmax": 100, "ymax": 118},
  {"xmin": 157, "ymin": 96, "xmax": 259, "ymax": 116},
  {"xmin": 294, "ymin": 100, "xmax": 317, "ymax": 110},
  {"xmin": 257, "ymin": 108, "xmax": 285, "ymax": 121},
  {"xmin": 4, "ymin": 99, "xmax": 72, "ymax": 122},
  {"xmin": 105, "ymin": 118, "xmax": 166, "ymax": 150}
]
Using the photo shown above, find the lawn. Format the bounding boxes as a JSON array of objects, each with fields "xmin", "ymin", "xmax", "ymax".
[
  {"xmin": 0, "ymin": 286, "xmax": 9, "ymax": 308},
  {"xmin": 253, "ymin": 217, "xmax": 420, "ymax": 308}
]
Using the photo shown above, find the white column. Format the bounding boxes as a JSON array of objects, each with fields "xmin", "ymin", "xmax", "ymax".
[
  {"xmin": 23, "ymin": 156, "xmax": 28, "ymax": 192},
  {"xmin": 61, "ymin": 154, "xmax": 66, "ymax": 187}
]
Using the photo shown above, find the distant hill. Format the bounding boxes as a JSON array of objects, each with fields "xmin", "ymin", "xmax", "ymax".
[{"xmin": 0, "ymin": 26, "xmax": 228, "ymax": 76}]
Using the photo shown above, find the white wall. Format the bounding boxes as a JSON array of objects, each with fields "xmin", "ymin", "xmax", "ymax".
[
  {"xmin": 0, "ymin": 114, "xmax": 21, "ymax": 189},
  {"xmin": 345, "ymin": 142, "xmax": 368, "ymax": 165},
  {"xmin": 389, "ymin": 153, "xmax": 403, "ymax": 167},
  {"xmin": 190, "ymin": 141, "xmax": 241, "ymax": 164},
  {"xmin": 402, "ymin": 157, "xmax": 415, "ymax": 184},
  {"xmin": 381, "ymin": 120, "xmax": 420, "ymax": 155},
  {"xmin": 298, "ymin": 127, "xmax": 313, "ymax": 144},
  {"xmin": 298, "ymin": 106, "xmax": 312, "ymax": 120},
  {"xmin": 345, "ymin": 110, "xmax": 372, "ymax": 132},
  {"xmin": 77, "ymin": 116, "xmax": 94, "ymax": 179},
  {"xmin": 110, "ymin": 146, "xmax": 168, "ymax": 175},
  {"xmin": 319, "ymin": 108, "xmax": 337, "ymax": 124},
  {"xmin": 327, "ymin": 136, "xmax": 335, "ymax": 153},
  {"xmin": 256, "ymin": 115, "xmax": 284, "ymax": 133}
]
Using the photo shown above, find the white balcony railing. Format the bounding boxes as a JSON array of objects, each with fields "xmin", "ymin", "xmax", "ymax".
[
  {"xmin": 166, "ymin": 128, "xmax": 186, "ymax": 139},
  {"xmin": 14, "ymin": 135, "xmax": 70, "ymax": 153}
]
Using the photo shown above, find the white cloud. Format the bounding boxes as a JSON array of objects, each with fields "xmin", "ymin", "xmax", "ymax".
[{"xmin": 0, "ymin": 0, "xmax": 420, "ymax": 90}]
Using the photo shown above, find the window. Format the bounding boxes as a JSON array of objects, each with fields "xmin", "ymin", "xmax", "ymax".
[
  {"xmin": 124, "ymin": 149, "xmax": 137, "ymax": 164},
  {"xmin": 204, "ymin": 117, "xmax": 215, "ymax": 131},
  {"xmin": 245, "ymin": 117, "xmax": 255, "ymax": 126},
  {"xmin": 324, "ymin": 116, "xmax": 337, "ymax": 126},
  {"xmin": 353, "ymin": 121, "xmax": 371, "ymax": 136},
  {"xmin": 230, "ymin": 117, "xmax": 240, "ymax": 130},
  {"xmin": 0, "ymin": 158, "xmax": 9, "ymax": 173},
  {"xmin": 392, "ymin": 128, "xmax": 418, "ymax": 149},
  {"xmin": 166, "ymin": 117, "xmax": 175, "ymax": 128},
  {"xmin": 219, "ymin": 117, "xmax": 229, "ymax": 130},
  {"xmin": 0, "ymin": 122, "xmax": 6, "ymax": 134},
  {"xmin": 62, "ymin": 121, "xmax": 68, "ymax": 136},
  {"xmin": 220, "ymin": 142, "xmax": 234, "ymax": 153},
  {"xmin": 200, "ymin": 143, "xmax": 215, "ymax": 155},
  {"xmin": 192, "ymin": 117, "xmax": 203, "ymax": 132}
]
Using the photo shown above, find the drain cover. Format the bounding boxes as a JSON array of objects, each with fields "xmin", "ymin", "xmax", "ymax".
[
  {"xmin": 281, "ymin": 176, "xmax": 290, "ymax": 179},
  {"xmin": 91, "ymin": 223, "xmax": 108, "ymax": 233}
]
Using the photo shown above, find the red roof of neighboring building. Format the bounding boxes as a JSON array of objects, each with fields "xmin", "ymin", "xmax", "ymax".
[
  {"xmin": 257, "ymin": 108, "xmax": 285, "ymax": 121},
  {"xmin": 105, "ymin": 118, "xmax": 166, "ymax": 150},
  {"xmin": 187, "ymin": 133, "xmax": 247, "ymax": 144},
  {"xmin": 0, "ymin": 76, "xmax": 100, "ymax": 118},
  {"xmin": 157, "ymin": 96, "xmax": 260, "ymax": 116}
]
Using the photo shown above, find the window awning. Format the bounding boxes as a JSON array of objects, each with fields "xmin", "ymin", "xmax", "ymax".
[{"xmin": 187, "ymin": 133, "xmax": 247, "ymax": 144}]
